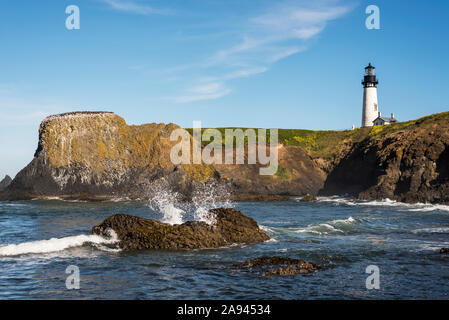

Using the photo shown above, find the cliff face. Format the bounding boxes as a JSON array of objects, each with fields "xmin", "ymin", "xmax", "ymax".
[
  {"xmin": 2, "ymin": 111, "xmax": 449, "ymax": 203},
  {"xmin": 320, "ymin": 112, "xmax": 449, "ymax": 203},
  {"xmin": 214, "ymin": 145, "xmax": 326, "ymax": 198},
  {"xmin": 1, "ymin": 111, "xmax": 325, "ymax": 200},
  {"xmin": 2, "ymin": 112, "xmax": 215, "ymax": 200}
]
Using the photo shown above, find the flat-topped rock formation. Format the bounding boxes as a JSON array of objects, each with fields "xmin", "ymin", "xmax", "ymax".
[
  {"xmin": 0, "ymin": 111, "xmax": 215, "ymax": 200},
  {"xmin": 0, "ymin": 111, "xmax": 326, "ymax": 200},
  {"xmin": 91, "ymin": 208, "xmax": 270, "ymax": 250}
]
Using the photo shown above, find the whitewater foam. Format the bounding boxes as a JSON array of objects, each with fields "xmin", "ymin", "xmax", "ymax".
[
  {"xmin": 261, "ymin": 216, "xmax": 360, "ymax": 236},
  {"xmin": 411, "ymin": 227, "xmax": 449, "ymax": 234},
  {"xmin": 315, "ymin": 196, "xmax": 449, "ymax": 212},
  {"xmin": 293, "ymin": 223, "xmax": 344, "ymax": 235},
  {"xmin": 0, "ymin": 229, "xmax": 119, "ymax": 257}
]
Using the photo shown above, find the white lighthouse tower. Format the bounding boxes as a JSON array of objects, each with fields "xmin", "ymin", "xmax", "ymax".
[{"xmin": 361, "ymin": 63, "xmax": 379, "ymax": 127}]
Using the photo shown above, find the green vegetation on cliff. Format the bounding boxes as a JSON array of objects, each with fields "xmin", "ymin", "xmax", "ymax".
[{"xmin": 186, "ymin": 112, "xmax": 449, "ymax": 160}]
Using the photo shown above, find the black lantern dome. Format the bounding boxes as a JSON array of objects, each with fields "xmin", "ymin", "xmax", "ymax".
[{"xmin": 362, "ymin": 63, "xmax": 378, "ymax": 87}]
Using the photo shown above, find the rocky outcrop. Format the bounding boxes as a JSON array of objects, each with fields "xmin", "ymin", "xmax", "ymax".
[
  {"xmin": 0, "ymin": 112, "xmax": 216, "ymax": 200},
  {"xmin": 0, "ymin": 175, "xmax": 12, "ymax": 190},
  {"xmin": 440, "ymin": 248, "xmax": 449, "ymax": 254},
  {"xmin": 0, "ymin": 111, "xmax": 327, "ymax": 201},
  {"xmin": 236, "ymin": 256, "xmax": 320, "ymax": 276},
  {"xmin": 2, "ymin": 111, "xmax": 449, "ymax": 203},
  {"xmin": 320, "ymin": 112, "xmax": 449, "ymax": 203},
  {"xmin": 91, "ymin": 208, "xmax": 270, "ymax": 250}
]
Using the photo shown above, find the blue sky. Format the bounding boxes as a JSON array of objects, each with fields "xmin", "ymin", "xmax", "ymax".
[{"xmin": 1, "ymin": 0, "xmax": 448, "ymax": 177}]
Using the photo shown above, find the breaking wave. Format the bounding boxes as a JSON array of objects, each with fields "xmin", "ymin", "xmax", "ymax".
[
  {"xmin": 411, "ymin": 227, "xmax": 449, "ymax": 234},
  {"xmin": 0, "ymin": 229, "xmax": 119, "ymax": 257},
  {"xmin": 262, "ymin": 216, "xmax": 361, "ymax": 236},
  {"xmin": 147, "ymin": 178, "xmax": 234, "ymax": 225},
  {"xmin": 293, "ymin": 216, "xmax": 359, "ymax": 235},
  {"xmin": 314, "ymin": 196, "xmax": 449, "ymax": 212}
]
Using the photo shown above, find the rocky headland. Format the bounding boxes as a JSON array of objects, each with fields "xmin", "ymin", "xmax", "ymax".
[{"xmin": 1, "ymin": 111, "xmax": 449, "ymax": 204}]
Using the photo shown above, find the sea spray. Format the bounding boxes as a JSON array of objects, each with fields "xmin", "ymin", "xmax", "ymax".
[
  {"xmin": 147, "ymin": 178, "xmax": 234, "ymax": 225},
  {"xmin": 147, "ymin": 178, "xmax": 185, "ymax": 225},
  {"xmin": 191, "ymin": 181, "xmax": 234, "ymax": 225}
]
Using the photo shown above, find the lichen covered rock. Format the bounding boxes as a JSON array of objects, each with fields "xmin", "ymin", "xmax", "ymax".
[
  {"xmin": 0, "ymin": 112, "xmax": 215, "ymax": 200},
  {"xmin": 91, "ymin": 208, "xmax": 270, "ymax": 250},
  {"xmin": 320, "ymin": 112, "xmax": 449, "ymax": 204}
]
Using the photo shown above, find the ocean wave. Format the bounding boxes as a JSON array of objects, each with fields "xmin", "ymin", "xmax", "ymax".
[
  {"xmin": 293, "ymin": 223, "xmax": 344, "ymax": 235},
  {"xmin": 31, "ymin": 197, "xmax": 88, "ymax": 203},
  {"xmin": 294, "ymin": 216, "xmax": 361, "ymax": 235},
  {"xmin": 315, "ymin": 196, "xmax": 449, "ymax": 212},
  {"xmin": 261, "ymin": 216, "xmax": 360, "ymax": 236},
  {"xmin": 411, "ymin": 227, "xmax": 449, "ymax": 234},
  {"xmin": 0, "ymin": 203, "xmax": 30, "ymax": 207},
  {"xmin": 0, "ymin": 229, "xmax": 119, "ymax": 257},
  {"xmin": 104, "ymin": 197, "xmax": 132, "ymax": 203}
]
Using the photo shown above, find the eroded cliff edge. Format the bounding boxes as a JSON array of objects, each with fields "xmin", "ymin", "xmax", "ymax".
[
  {"xmin": 0, "ymin": 112, "xmax": 217, "ymax": 200},
  {"xmin": 320, "ymin": 112, "xmax": 449, "ymax": 203},
  {"xmin": 0, "ymin": 111, "xmax": 325, "ymax": 200},
  {"xmin": 1, "ymin": 111, "xmax": 449, "ymax": 203}
]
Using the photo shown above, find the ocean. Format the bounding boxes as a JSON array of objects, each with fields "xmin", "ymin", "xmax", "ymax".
[{"xmin": 0, "ymin": 196, "xmax": 448, "ymax": 299}]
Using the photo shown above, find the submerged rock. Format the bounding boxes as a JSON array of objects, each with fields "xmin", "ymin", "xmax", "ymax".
[
  {"xmin": 91, "ymin": 208, "xmax": 269, "ymax": 251},
  {"xmin": 440, "ymin": 248, "xmax": 449, "ymax": 254},
  {"xmin": 300, "ymin": 195, "xmax": 317, "ymax": 202},
  {"xmin": 236, "ymin": 256, "xmax": 320, "ymax": 276}
]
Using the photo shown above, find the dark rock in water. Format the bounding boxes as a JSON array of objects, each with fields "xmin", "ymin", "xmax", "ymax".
[
  {"xmin": 92, "ymin": 208, "xmax": 269, "ymax": 250},
  {"xmin": 0, "ymin": 175, "xmax": 12, "ymax": 190},
  {"xmin": 236, "ymin": 256, "xmax": 320, "ymax": 276},
  {"xmin": 440, "ymin": 248, "xmax": 449, "ymax": 254},
  {"xmin": 300, "ymin": 195, "xmax": 317, "ymax": 202}
]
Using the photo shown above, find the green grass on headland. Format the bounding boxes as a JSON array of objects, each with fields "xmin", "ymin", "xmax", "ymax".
[{"xmin": 185, "ymin": 111, "xmax": 449, "ymax": 160}]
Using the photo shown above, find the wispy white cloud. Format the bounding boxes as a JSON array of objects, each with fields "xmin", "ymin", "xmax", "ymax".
[
  {"xmin": 268, "ymin": 47, "xmax": 306, "ymax": 63},
  {"xmin": 173, "ymin": 82, "xmax": 231, "ymax": 103},
  {"xmin": 100, "ymin": 0, "xmax": 172, "ymax": 15},
  {"xmin": 170, "ymin": 0, "xmax": 353, "ymax": 103},
  {"xmin": 222, "ymin": 67, "xmax": 269, "ymax": 80},
  {"xmin": 251, "ymin": 5, "xmax": 350, "ymax": 36},
  {"xmin": 209, "ymin": 2, "xmax": 350, "ymax": 66}
]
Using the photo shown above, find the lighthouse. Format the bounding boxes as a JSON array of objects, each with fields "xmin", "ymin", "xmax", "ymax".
[{"xmin": 361, "ymin": 63, "xmax": 379, "ymax": 127}]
